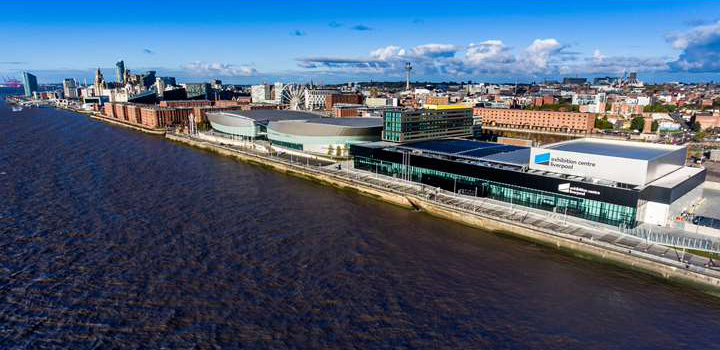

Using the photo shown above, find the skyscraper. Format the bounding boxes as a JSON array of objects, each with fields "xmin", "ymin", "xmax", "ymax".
[
  {"xmin": 22, "ymin": 72, "xmax": 38, "ymax": 97},
  {"xmin": 116, "ymin": 60, "xmax": 125, "ymax": 84},
  {"xmin": 63, "ymin": 78, "xmax": 78, "ymax": 99}
]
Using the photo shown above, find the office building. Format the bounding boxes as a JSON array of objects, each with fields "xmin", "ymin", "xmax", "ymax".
[
  {"xmin": 325, "ymin": 93, "xmax": 363, "ymax": 110},
  {"xmin": 304, "ymin": 89, "xmax": 337, "ymax": 110},
  {"xmin": 142, "ymin": 71, "xmax": 156, "ymax": 88},
  {"xmin": 563, "ymin": 77, "xmax": 587, "ymax": 85},
  {"xmin": 382, "ymin": 105, "xmax": 473, "ymax": 142},
  {"xmin": 251, "ymin": 84, "xmax": 273, "ymax": 103},
  {"xmin": 474, "ymin": 108, "xmax": 595, "ymax": 133},
  {"xmin": 116, "ymin": 60, "xmax": 125, "ymax": 84},
  {"xmin": 63, "ymin": 78, "xmax": 78, "ymax": 99},
  {"xmin": 185, "ymin": 83, "xmax": 212, "ymax": 100},
  {"xmin": 351, "ymin": 138, "xmax": 704, "ymax": 228},
  {"xmin": 22, "ymin": 72, "xmax": 38, "ymax": 97}
]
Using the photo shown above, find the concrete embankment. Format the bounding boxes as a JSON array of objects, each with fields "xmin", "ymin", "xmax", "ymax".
[
  {"xmin": 408, "ymin": 195, "xmax": 720, "ymax": 293},
  {"xmin": 165, "ymin": 133, "xmax": 720, "ymax": 294},
  {"xmin": 166, "ymin": 134, "xmax": 415, "ymax": 209}
]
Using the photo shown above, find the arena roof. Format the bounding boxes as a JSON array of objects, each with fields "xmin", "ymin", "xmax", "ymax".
[
  {"xmin": 219, "ymin": 110, "xmax": 322, "ymax": 122},
  {"xmin": 546, "ymin": 139, "xmax": 683, "ymax": 160}
]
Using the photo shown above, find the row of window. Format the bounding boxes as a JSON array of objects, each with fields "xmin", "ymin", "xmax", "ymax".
[{"xmin": 354, "ymin": 156, "xmax": 637, "ymax": 227}]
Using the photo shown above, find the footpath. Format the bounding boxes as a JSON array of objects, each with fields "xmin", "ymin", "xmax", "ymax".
[{"xmin": 165, "ymin": 131, "xmax": 720, "ymax": 294}]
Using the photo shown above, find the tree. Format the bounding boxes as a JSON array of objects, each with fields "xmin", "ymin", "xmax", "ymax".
[
  {"xmin": 327, "ymin": 145, "xmax": 334, "ymax": 155},
  {"xmin": 691, "ymin": 121, "xmax": 702, "ymax": 132},
  {"xmin": 651, "ymin": 120, "xmax": 659, "ymax": 132},
  {"xmin": 643, "ymin": 103, "xmax": 676, "ymax": 113},
  {"xmin": 630, "ymin": 116, "xmax": 646, "ymax": 131},
  {"xmin": 594, "ymin": 116, "xmax": 613, "ymax": 129}
]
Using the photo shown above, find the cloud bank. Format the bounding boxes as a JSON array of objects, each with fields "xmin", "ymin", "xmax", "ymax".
[{"xmin": 294, "ymin": 20, "xmax": 720, "ymax": 78}]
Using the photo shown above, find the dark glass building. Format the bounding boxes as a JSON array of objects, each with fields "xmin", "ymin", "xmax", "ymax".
[
  {"xmin": 350, "ymin": 139, "xmax": 705, "ymax": 228},
  {"xmin": 116, "ymin": 60, "xmax": 125, "ymax": 84},
  {"xmin": 22, "ymin": 72, "xmax": 38, "ymax": 97},
  {"xmin": 382, "ymin": 106, "xmax": 473, "ymax": 142}
]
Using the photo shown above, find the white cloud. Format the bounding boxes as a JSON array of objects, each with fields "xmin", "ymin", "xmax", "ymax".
[
  {"xmin": 667, "ymin": 20, "xmax": 720, "ymax": 72},
  {"xmin": 406, "ymin": 43, "xmax": 461, "ymax": 58},
  {"xmin": 592, "ymin": 49, "xmax": 605, "ymax": 61},
  {"xmin": 465, "ymin": 40, "xmax": 515, "ymax": 65},
  {"xmin": 523, "ymin": 38, "xmax": 565, "ymax": 71},
  {"xmin": 182, "ymin": 61, "xmax": 257, "ymax": 76},
  {"xmin": 370, "ymin": 46, "xmax": 405, "ymax": 60},
  {"xmin": 297, "ymin": 37, "xmax": 674, "ymax": 77}
]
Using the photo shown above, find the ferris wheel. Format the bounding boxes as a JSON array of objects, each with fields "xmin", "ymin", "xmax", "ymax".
[{"xmin": 281, "ymin": 84, "xmax": 307, "ymax": 110}]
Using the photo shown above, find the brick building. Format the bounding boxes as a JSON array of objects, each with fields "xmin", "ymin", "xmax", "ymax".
[
  {"xmin": 191, "ymin": 105, "xmax": 246, "ymax": 123},
  {"xmin": 695, "ymin": 113, "xmax": 720, "ymax": 130},
  {"xmin": 105, "ymin": 102, "xmax": 193, "ymax": 129},
  {"xmin": 325, "ymin": 94, "xmax": 363, "ymax": 110},
  {"xmin": 474, "ymin": 108, "xmax": 595, "ymax": 133},
  {"xmin": 159, "ymin": 100, "xmax": 213, "ymax": 108}
]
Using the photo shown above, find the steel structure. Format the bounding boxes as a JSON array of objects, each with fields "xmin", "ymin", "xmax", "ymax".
[{"xmin": 281, "ymin": 84, "xmax": 307, "ymax": 111}]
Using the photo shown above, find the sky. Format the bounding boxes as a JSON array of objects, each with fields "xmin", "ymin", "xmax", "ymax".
[{"xmin": 2, "ymin": 0, "xmax": 720, "ymax": 84}]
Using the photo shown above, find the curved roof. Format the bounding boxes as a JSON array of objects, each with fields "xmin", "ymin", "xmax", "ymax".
[
  {"xmin": 209, "ymin": 110, "xmax": 322, "ymax": 123},
  {"xmin": 306, "ymin": 117, "xmax": 382, "ymax": 127},
  {"xmin": 268, "ymin": 117, "xmax": 382, "ymax": 137}
]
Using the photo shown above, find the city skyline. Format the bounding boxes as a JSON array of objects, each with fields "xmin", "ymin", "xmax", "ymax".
[{"xmin": 3, "ymin": 0, "xmax": 720, "ymax": 83}]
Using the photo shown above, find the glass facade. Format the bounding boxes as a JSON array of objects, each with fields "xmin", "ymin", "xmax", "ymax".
[
  {"xmin": 354, "ymin": 155, "xmax": 637, "ymax": 227},
  {"xmin": 271, "ymin": 139, "xmax": 303, "ymax": 150},
  {"xmin": 382, "ymin": 109, "xmax": 473, "ymax": 142}
]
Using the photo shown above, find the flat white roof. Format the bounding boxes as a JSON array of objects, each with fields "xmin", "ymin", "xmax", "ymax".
[
  {"xmin": 645, "ymin": 166, "xmax": 704, "ymax": 189},
  {"xmin": 545, "ymin": 138, "xmax": 685, "ymax": 161}
]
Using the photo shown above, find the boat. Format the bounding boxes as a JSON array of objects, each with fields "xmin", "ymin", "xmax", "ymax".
[{"xmin": 11, "ymin": 106, "xmax": 22, "ymax": 112}]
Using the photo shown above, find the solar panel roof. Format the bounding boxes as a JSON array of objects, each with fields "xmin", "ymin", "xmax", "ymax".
[
  {"xmin": 548, "ymin": 141, "xmax": 671, "ymax": 160},
  {"xmin": 402, "ymin": 139, "xmax": 500, "ymax": 154},
  {"xmin": 459, "ymin": 145, "xmax": 524, "ymax": 158},
  {"xmin": 480, "ymin": 148, "xmax": 532, "ymax": 166}
]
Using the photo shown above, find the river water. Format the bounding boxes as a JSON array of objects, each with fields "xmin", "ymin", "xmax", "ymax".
[{"xmin": 2, "ymin": 100, "xmax": 720, "ymax": 349}]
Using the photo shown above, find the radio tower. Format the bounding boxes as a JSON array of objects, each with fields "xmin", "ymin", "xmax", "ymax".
[{"xmin": 405, "ymin": 62, "xmax": 412, "ymax": 90}]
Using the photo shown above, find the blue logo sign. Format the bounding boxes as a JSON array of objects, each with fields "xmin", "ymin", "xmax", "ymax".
[{"xmin": 534, "ymin": 152, "xmax": 550, "ymax": 165}]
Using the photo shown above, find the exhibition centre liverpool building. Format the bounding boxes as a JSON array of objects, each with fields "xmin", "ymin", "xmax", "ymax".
[{"xmin": 350, "ymin": 138, "xmax": 705, "ymax": 228}]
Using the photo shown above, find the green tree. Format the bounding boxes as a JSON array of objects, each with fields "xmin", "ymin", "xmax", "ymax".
[
  {"xmin": 643, "ymin": 103, "xmax": 677, "ymax": 113},
  {"xmin": 594, "ymin": 116, "xmax": 613, "ymax": 129},
  {"xmin": 651, "ymin": 120, "xmax": 659, "ymax": 132},
  {"xmin": 691, "ymin": 121, "xmax": 702, "ymax": 132},
  {"xmin": 630, "ymin": 116, "xmax": 646, "ymax": 131}
]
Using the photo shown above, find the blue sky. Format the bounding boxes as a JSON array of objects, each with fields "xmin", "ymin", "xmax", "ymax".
[{"xmin": 2, "ymin": 0, "xmax": 720, "ymax": 84}]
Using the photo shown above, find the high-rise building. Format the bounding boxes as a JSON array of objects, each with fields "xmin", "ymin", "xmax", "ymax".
[
  {"xmin": 22, "ymin": 72, "xmax": 38, "ymax": 97},
  {"xmin": 94, "ymin": 68, "xmax": 105, "ymax": 95},
  {"xmin": 155, "ymin": 77, "xmax": 166, "ymax": 98},
  {"xmin": 273, "ymin": 82, "xmax": 284, "ymax": 103},
  {"xmin": 63, "ymin": 78, "xmax": 78, "ymax": 99},
  {"xmin": 184, "ymin": 83, "xmax": 212, "ymax": 100},
  {"xmin": 251, "ymin": 84, "xmax": 273, "ymax": 103},
  {"xmin": 116, "ymin": 60, "xmax": 125, "ymax": 84},
  {"xmin": 142, "ymin": 71, "xmax": 156, "ymax": 88}
]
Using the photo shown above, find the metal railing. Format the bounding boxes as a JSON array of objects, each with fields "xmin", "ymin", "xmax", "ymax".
[
  {"xmin": 622, "ymin": 225, "xmax": 720, "ymax": 253},
  {"xmin": 171, "ymin": 130, "xmax": 720, "ymax": 256}
]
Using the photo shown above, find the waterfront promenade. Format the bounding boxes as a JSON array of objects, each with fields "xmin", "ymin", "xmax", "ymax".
[{"xmin": 164, "ymin": 129, "xmax": 720, "ymax": 292}]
